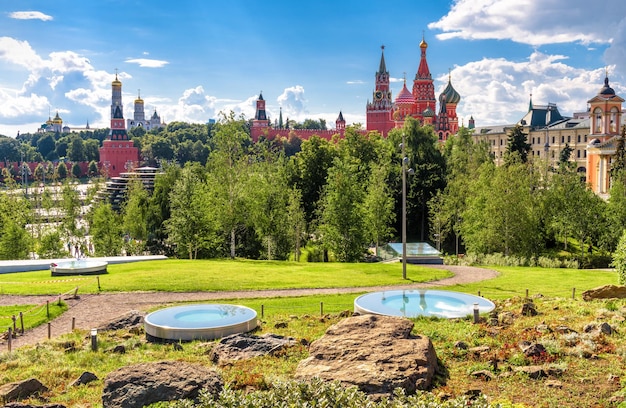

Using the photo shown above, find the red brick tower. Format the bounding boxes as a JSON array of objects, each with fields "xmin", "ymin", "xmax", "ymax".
[
  {"xmin": 366, "ymin": 46, "xmax": 395, "ymax": 136},
  {"xmin": 412, "ymin": 36, "xmax": 437, "ymax": 124},
  {"xmin": 99, "ymin": 73, "xmax": 139, "ymax": 178}
]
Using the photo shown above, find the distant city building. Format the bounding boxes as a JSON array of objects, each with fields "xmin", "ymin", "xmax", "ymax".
[
  {"xmin": 37, "ymin": 111, "xmax": 91, "ymax": 134},
  {"xmin": 472, "ymin": 74, "xmax": 625, "ymax": 198},
  {"xmin": 127, "ymin": 90, "xmax": 164, "ymax": 131},
  {"xmin": 98, "ymin": 73, "xmax": 140, "ymax": 178}
]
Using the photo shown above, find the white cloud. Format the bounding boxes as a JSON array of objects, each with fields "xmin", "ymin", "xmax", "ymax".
[
  {"xmin": 0, "ymin": 37, "xmax": 45, "ymax": 70},
  {"xmin": 277, "ymin": 85, "xmax": 308, "ymax": 117},
  {"xmin": 448, "ymin": 51, "xmax": 620, "ymax": 126},
  {"xmin": 428, "ymin": 0, "xmax": 623, "ymax": 46},
  {"xmin": 346, "ymin": 80, "xmax": 365, "ymax": 85},
  {"xmin": 9, "ymin": 11, "xmax": 53, "ymax": 21},
  {"xmin": 125, "ymin": 58, "xmax": 169, "ymax": 68}
]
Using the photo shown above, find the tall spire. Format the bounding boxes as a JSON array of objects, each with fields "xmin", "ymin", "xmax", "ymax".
[
  {"xmin": 528, "ymin": 93, "xmax": 533, "ymax": 111},
  {"xmin": 416, "ymin": 34, "xmax": 431, "ymax": 79},
  {"xmin": 378, "ymin": 45, "xmax": 387, "ymax": 74}
]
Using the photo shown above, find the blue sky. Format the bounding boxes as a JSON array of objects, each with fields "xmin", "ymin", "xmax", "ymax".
[{"xmin": 1, "ymin": 0, "xmax": 625, "ymax": 137}]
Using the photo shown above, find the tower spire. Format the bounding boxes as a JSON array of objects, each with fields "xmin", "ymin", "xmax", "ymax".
[{"xmin": 378, "ymin": 45, "xmax": 387, "ymax": 74}]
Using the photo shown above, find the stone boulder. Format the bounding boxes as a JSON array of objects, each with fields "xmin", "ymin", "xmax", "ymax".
[
  {"xmin": 0, "ymin": 378, "xmax": 48, "ymax": 403},
  {"xmin": 582, "ymin": 285, "xmax": 626, "ymax": 301},
  {"xmin": 98, "ymin": 310, "xmax": 145, "ymax": 331},
  {"xmin": 210, "ymin": 333, "xmax": 296, "ymax": 365},
  {"xmin": 295, "ymin": 314, "xmax": 438, "ymax": 397},
  {"xmin": 101, "ymin": 361, "xmax": 222, "ymax": 408}
]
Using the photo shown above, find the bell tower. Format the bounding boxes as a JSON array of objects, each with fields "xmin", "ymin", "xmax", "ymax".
[{"xmin": 366, "ymin": 46, "xmax": 394, "ymax": 136}]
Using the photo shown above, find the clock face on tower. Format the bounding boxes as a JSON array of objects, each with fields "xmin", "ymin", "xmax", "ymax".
[{"xmin": 375, "ymin": 91, "xmax": 383, "ymax": 100}]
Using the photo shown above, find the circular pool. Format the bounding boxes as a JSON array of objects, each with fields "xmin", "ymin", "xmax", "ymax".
[
  {"xmin": 354, "ymin": 289, "xmax": 495, "ymax": 319},
  {"xmin": 144, "ymin": 304, "xmax": 258, "ymax": 342},
  {"xmin": 50, "ymin": 260, "xmax": 108, "ymax": 276}
]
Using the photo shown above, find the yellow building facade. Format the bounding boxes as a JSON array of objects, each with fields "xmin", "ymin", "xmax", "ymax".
[{"xmin": 472, "ymin": 75, "xmax": 623, "ymax": 198}]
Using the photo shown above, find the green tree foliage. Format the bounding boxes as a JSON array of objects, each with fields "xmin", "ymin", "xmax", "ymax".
[
  {"xmin": 121, "ymin": 179, "xmax": 150, "ymax": 255},
  {"xmin": 0, "ymin": 137, "xmax": 21, "ymax": 162},
  {"xmin": 88, "ymin": 201, "xmax": 123, "ymax": 256},
  {"xmin": 246, "ymin": 152, "xmax": 291, "ymax": 260},
  {"xmin": 319, "ymin": 157, "xmax": 367, "ymax": 262},
  {"xmin": 612, "ymin": 229, "xmax": 626, "ymax": 284},
  {"xmin": 36, "ymin": 134, "xmax": 56, "ymax": 160},
  {"xmin": 146, "ymin": 164, "xmax": 181, "ymax": 253},
  {"xmin": 363, "ymin": 162, "xmax": 395, "ymax": 256},
  {"xmin": 504, "ymin": 124, "xmax": 531, "ymax": 165},
  {"xmin": 388, "ymin": 118, "xmax": 447, "ymax": 242},
  {"xmin": 289, "ymin": 135, "xmax": 338, "ymax": 225},
  {"xmin": 59, "ymin": 181, "xmax": 83, "ymax": 242},
  {"xmin": 67, "ymin": 135, "xmax": 86, "ymax": 162},
  {"xmin": 55, "ymin": 162, "xmax": 68, "ymax": 180},
  {"xmin": 88, "ymin": 160, "xmax": 99, "ymax": 177},
  {"xmin": 286, "ymin": 187, "xmax": 307, "ymax": 261},
  {"xmin": 71, "ymin": 162, "xmax": 82, "ymax": 179},
  {"xmin": 462, "ymin": 161, "xmax": 543, "ymax": 257},
  {"xmin": 0, "ymin": 192, "xmax": 32, "ymax": 260},
  {"xmin": 166, "ymin": 163, "xmax": 219, "ymax": 259},
  {"xmin": 37, "ymin": 230, "xmax": 65, "ymax": 258},
  {"xmin": 206, "ymin": 112, "xmax": 251, "ymax": 258}
]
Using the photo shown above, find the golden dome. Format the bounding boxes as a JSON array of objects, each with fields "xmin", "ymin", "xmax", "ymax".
[
  {"xmin": 112, "ymin": 73, "xmax": 122, "ymax": 87},
  {"xmin": 135, "ymin": 97, "xmax": 144, "ymax": 104},
  {"xmin": 52, "ymin": 111, "xmax": 62, "ymax": 124},
  {"xmin": 420, "ymin": 38, "xmax": 428, "ymax": 49}
]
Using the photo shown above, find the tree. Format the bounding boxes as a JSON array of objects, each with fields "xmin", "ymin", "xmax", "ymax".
[
  {"xmin": 146, "ymin": 163, "xmax": 181, "ymax": 253},
  {"xmin": 71, "ymin": 162, "xmax": 82, "ymax": 179},
  {"xmin": 504, "ymin": 124, "xmax": 531, "ymax": 165},
  {"xmin": 55, "ymin": 162, "xmax": 68, "ymax": 180},
  {"xmin": 67, "ymin": 135, "xmax": 86, "ymax": 162},
  {"xmin": 289, "ymin": 135, "xmax": 338, "ymax": 225},
  {"xmin": 362, "ymin": 162, "xmax": 395, "ymax": 256},
  {"xmin": 88, "ymin": 160, "xmax": 99, "ymax": 177},
  {"xmin": 166, "ymin": 164, "xmax": 219, "ymax": 259},
  {"xmin": 88, "ymin": 201, "xmax": 123, "ymax": 256},
  {"xmin": 206, "ymin": 112, "xmax": 251, "ymax": 259},
  {"xmin": 462, "ymin": 161, "xmax": 543, "ymax": 257},
  {"xmin": 286, "ymin": 187, "xmax": 306, "ymax": 261},
  {"xmin": 0, "ymin": 219, "xmax": 31, "ymax": 260},
  {"xmin": 319, "ymin": 157, "xmax": 367, "ymax": 262},
  {"xmin": 36, "ymin": 134, "xmax": 56, "ymax": 159},
  {"xmin": 246, "ymin": 154, "xmax": 290, "ymax": 260},
  {"xmin": 611, "ymin": 125, "xmax": 626, "ymax": 178},
  {"xmin": 612, "ymin": 229, "xmax": 626, "ymax": 284},
  {"xmin": 121, "ymin": 178, "xmax": 149, "ymax": 255}
]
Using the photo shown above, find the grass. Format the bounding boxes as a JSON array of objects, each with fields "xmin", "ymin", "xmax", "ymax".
[
  {"xmin": 0, "ymin": 302, "xmax": 67, "ymax": 335},
  {"xmin": 0, "ymin": 261, "xmax": 624, "ymax": 407},
  {"xmin": 0, "ymin": 259, "xmax": 451, "ymax": 295}
]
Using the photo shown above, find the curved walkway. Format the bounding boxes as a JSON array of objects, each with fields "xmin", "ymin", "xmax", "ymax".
[{"xmin": 0, "ymin": 265, "xmax": 497, "ymax": 350}]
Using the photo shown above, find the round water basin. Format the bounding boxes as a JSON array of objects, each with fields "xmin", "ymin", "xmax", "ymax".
[
  {"xmin": 50, "ymin": 260, "xmax": 108, "ymax": 276},
  {"xmin": 354, "ymin": 289, "xmax": 495, "ymax": 319},
  {"xmin": 144, "ymin": 304, "xmax": 258, "ymax": 342}
]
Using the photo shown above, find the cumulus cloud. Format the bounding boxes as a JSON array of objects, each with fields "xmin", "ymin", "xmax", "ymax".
[
  {"xmin": 125, "ymin": 58, "xmax": 169, "ymax": 68},
  {"xmin": 448, "ymin": 51, "xmax": 619, "ymax": 126},
  {"xmin": 428, "ymin": 0, "xmax": 623, "ymax": 46},
  {"xmin": 277, "ymin": 85, "xmax": 307, "ymax": 117},
  {"xmin": 9, "ymin": 11, "xmax": 53, "ymax": 21}
]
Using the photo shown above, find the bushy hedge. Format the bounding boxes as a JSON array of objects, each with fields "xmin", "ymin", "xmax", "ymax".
[
  {"xmin": 444, "ymin": 253, "xmax": 579, "ymax": 269},
  {"xmin": 164, "ymin": 379, "xmax": 499, "ymax": 408}
]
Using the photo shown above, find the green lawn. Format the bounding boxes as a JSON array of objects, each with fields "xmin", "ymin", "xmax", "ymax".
[
  {"xmin": 0, "ymin": 259, "xmax": 451, "ymax": 295},
  {"xmin": 0, "ymin": 302, "xmax": 67, "ymax": 333}
]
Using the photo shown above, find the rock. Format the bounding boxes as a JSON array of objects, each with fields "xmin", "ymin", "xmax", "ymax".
[
  {"xmin": 498, "ymin": 311, "xmax": 515, "ymax": 325},
  {"xmin": 599, "ymin": 322, "xmax": 615, "ymax": 335},
  {"xmin": 535, "ymin": 323, "xmax": 552, "ymax": 333},
  {"xmin": 514, "ymin": 365, "xmax": 546, "ymax": 379},
  {"xmin": 468, "ymin": 345, "xmax": 491, "ymax": 357},
  {"xmin": 210, "ymin": 333, "xmax": 296, "ymax": 365},
  {"xmin": 99, "ymin": 310, "xmax": 145, "ymax": 331},
  {"xmin": 274, "ymin": 322, "xmax": 288, "ymax": 329},
  {"xmin": 101, "ymin": 361, "xmax": 222, "ymax": 408},
  {"xmin": 454, "ymin": 340, "xmax": 468, "ymax": 350},
  {"xmin": 471, "ymin": 370, "xmax": 494, "ymax": 381},
  {"xmin": 554, "ymin": 325, "xmax": 576, "ymax": 334},
  {"xmin": 582, "ymin": 285, "xmax": 626, "ymax": 301},
  {"xmin": 295, "ymin": 314, "xmax": 438, "ymax": 397},
  {"xmin": 545, "ymin": 380, "xmax": 563, "ymax": 388},
  {"xmin": 520, "ymin": 302, "xmax": 537, "ymax": 316},
  {"xmin": 519, "ymin": 342, "xmax": 546, "ymax": 357},
  {"xmin": 0, "ymin": 378, "xmax": 48, "ymax": 403},
  {"xmin": 173, "ymin": 342, "xmax": 184, "ymax": 351},
  {"xmin": 69, "ymin": 371, "xmax": 98, "ymax": 387}
]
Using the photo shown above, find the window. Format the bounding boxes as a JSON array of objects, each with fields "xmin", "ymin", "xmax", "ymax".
[
  {"xmin": 567, "ymin": 135, "xmax": 571, "ymax": 143},
  {"xmin": 552, "ymin": 136, "xmax": 555, "ymax": 144},
  {"xmin": 594, "ymin": 108, "xmax": 602, "ymax": 133},
  {"xmin": 577, "ymin": 135, "xmax": 581, "ymax": 143},
  {"xmin": 561, "ymin": 136, "xmax": 565, "ymax": 143},
  {"xmin": 577, "ymin": 150, "xmax": 581, "ymax": 158}
]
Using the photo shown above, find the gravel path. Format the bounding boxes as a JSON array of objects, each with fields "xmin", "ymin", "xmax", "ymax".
[{"xmin": 0, "ymin": 265, "xmax": 497, "ymax": 350}]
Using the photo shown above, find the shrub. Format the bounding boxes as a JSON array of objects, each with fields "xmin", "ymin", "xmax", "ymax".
[{"xmin": 169, "ymin": 379, "xmax": 498, "ymax": 407}]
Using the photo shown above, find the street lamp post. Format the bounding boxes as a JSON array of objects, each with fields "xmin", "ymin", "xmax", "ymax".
[{"xmin": 400, "ymin": 133, "xmax": 414, "ymax": 280}]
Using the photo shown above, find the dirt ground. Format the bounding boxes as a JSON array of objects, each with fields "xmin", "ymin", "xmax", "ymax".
[{"xmin": 0, "ymin": 265, "xmax": 497, "ymax": 350}]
